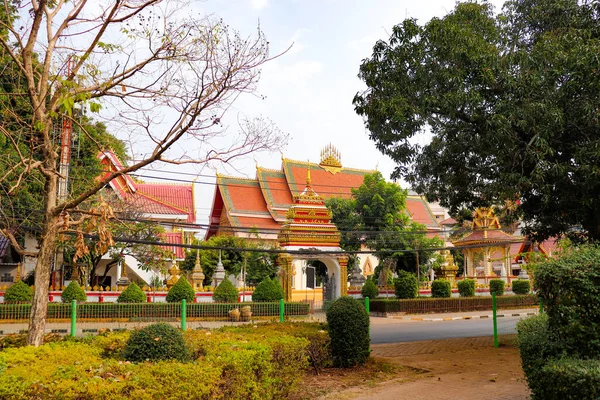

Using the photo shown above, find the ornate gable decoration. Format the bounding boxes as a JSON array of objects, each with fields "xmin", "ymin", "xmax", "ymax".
[
  {"xmin": 472, "ymin": 207, "xmax": 501, "ymax": 231},
  {"xmin": 319, "ymin": 143, "xmax": 343, "ymax": 174}
]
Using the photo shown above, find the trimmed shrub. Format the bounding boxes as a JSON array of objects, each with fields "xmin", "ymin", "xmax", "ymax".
[
  {"xmin": 252, "ymin": 277, "xmax": 284, "ymax": 302},
  {"xmin": 360, "ymin": 279, "xmax": 379, "ymax": 299},
  {"xmin": 489, "ymin": 279, "xmax": 505, "ymax": 296},
  {"xmin": 166, "ymin": 276, "xmax": 195, "ymax": 303},
  {"xmin": 325, "ymin": 296, "xmax": 370, "ymax": 367},
  {"xmin": 3, "ymin": 280, "xmax": 33, "ymax": 303},
  {"xmin": 124, "ymin": 322, "xmax": 189, "ymax": 362},
  {"xmin": 534, "ymin": 245, "xmax": 600, "ymax": 358},
  {"xmin": 213, "ymin": 279, "xmax": 238, "ymax": 303},
  {"xmin": 61, "ymin": 281, "xmax": 87, "ymax": 303},
  {"xmin": 431, "ymin": 279, "xmax": 451, "ymax": 298},
  {"xmin": 117, "ymin": 282, "xmax": 146, "ymax": 303},
  {"xmin": 511, "ymin": 280, "xmax": 530, "ymax": 295},
  {"xmin": 394, "ymin": 271, "xmax": 418, "ymax": 299},
  {"xmin": 457, "ymin": 279, "xmax": 476, "ymax": 297}
]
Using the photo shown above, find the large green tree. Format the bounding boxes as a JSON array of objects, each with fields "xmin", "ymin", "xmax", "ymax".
[
  {"xmin": 326, "ymin": 172, "xmax": 442, "ymax": 278},
  {"xmin": 354, "ymin": 0, "xmax": 600, "ymax": 242}
]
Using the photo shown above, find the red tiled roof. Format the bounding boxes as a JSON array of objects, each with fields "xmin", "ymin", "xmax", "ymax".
[
  {"xmin": 234, "ymin": 216, "xmax": 282, "ymax": 231},
  {"xmin": 540, "ymin": 238, "xmax": 560, "ymax": 256},
  {"xmin": 441, "ymin": 217, "xmax": 458, "ymax": 225},
  {"xmin": 218, "ymin": 176, "xmax": 270, "ymax": 214},
  {"xmin": 99, "ymin": 151, "xmax": 195, "ymax": 224},
  {"xmin": 283, "ymin": 159, "xmax": 370, "ymax": 199},
  {"xmin": 160, "ymin": 232, "xmax": 186, "ymax": 259},
  {"xmin": 453, "ymin": 229, "xmax": 515, "ymax": 244},
  {"xmin": 405, "ymin": 197, "xmax": 440, "ymax": 229}
]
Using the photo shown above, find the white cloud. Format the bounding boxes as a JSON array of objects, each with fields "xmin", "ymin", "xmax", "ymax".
[{"xmin": 250, "ymin": 0, "xmax": 268, "ymax": 10}]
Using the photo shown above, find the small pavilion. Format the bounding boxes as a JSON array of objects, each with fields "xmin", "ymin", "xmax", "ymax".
[
  {"xmin": 277, "ymin": 168, "xmax": 348, "ymax": 301},
  {"xmin": 453, "ymin": 207, "xmax": 515, "ymax": 282}
]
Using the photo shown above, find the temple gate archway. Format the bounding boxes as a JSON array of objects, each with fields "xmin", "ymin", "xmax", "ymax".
[{"xmin": 277, "ymin": 169, "xmax": 347, "ymax": 301}]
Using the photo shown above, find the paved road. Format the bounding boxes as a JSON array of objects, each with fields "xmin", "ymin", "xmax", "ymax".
[{"xmin": 370, "ymin": 316, "xmax": 523, "ymax": 344}]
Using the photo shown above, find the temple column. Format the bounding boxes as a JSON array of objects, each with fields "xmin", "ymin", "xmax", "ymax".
[
  {"xmin": 466, "ymin": 251, "xmax": 474, "ymax": 277},
  {"xmin": 278, "ymin": 254, "xmax": 293, "ymax": 302},
  {"xmin": 338, "ymin": 256, "xmax": 348, "ymax": 297},
  {"xmin": 484, "ymin": 248, "xmax": 492, "ymax": 277}
]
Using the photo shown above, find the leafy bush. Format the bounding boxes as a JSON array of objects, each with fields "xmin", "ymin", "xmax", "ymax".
[
  {"xmin": 360, "ymin": 279, "xmax": 379, "ymax": 299},
  {"xmin": 166, "ymin": 276, "xmax": 195, "ymax": 303},
  {"xmin": 457, "ymin": 279, "xmax": 475, "ymax": 297},
  {"xmin": 252, "ymin": 277, "xmax": 284, "ymax": 302},
  {"xmin": 117, "ymin": 282, "xmax": 146, "ymax": 303},
  {"xmin": 3, "ymin": 280, "xmax": 33, "ymax": 303},
  {"xmin": 394, "ymin": 271, "xmax": 418, "ymax": 299},
  {"xmin": 535, "ymin": 245, "xmax": 600, "ymax": 358},
  {"xmin": 511, "ymin": 280, "xmax": 530, "ymax": 295},
  {"xmin": 325, "ymin": 296, "xmax": 370, "ymax": 367},
  {"xmin": 489, "ymin": 279, "xmax": 505, "ymax": 296},
  {"xmin": 213, "ymin": 279, "xmax": 238, "ymax": 303},
  {"xmin": 533, "ymin": 357, "xmax": 600, "ymax": 400},
  {"xmin": 124, "ymin": 322, "xmax": 189, "ymax": 362},
  {"xmin": 61, "ymin": 281, "xmax": 87, "ymax": 303},
  {"xmin": 431, "ymin": 279, "xmax": 451, "ymax": 298},
  {"xmin": 517, "ymin": 314, "xmax": 563, "ymax": 384},
  {"xmin": 92, "ymin": 330, "xmax": 131, "ymax": 359}
]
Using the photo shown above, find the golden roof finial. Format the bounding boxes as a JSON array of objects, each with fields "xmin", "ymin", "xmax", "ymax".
[
  {"xmin": 319, "ymin": 143, "xmax": 342, "ymax": 174},
  {"xmin": 307, "ymin": 160, "xmax": 311, "ymax": 185}
]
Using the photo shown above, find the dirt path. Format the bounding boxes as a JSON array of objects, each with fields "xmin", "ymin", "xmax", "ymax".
[{"xmin": 318, "ymin": 336, "xmax": 530, "ymax": 400}]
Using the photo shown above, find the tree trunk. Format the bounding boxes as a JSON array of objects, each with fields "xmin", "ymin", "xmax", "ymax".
[{"xmin": 28, "ymin": 174, "xmax": 59, "ymax": 346}]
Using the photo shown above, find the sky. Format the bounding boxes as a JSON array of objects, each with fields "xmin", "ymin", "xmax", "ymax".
[{"xmin": 138, "ymin": 0, "xmax": 506, "ymax": 225}]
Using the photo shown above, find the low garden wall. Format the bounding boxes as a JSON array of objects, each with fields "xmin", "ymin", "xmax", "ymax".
[{"xmin": 0, "ymin": 301, "xmax": 310, "ymax": 322}]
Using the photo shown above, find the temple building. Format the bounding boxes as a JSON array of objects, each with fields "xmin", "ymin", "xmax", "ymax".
[{"xmin": 205, "ymin": 144, "xmax": 444, "ymax": 298}]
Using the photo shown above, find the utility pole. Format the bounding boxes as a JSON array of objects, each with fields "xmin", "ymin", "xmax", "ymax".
[{"xmin": 56, "ymin": 57, "xmax": 75, "ymax": 288}]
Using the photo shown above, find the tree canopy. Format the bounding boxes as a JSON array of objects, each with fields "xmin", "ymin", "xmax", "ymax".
[
  {"xmin": 326, "ymin": 172, "xmax": 442, "ymax": 277},
  {"xmin": 354, "ymin": 0, "xmax": 600, "ymax": 242}
]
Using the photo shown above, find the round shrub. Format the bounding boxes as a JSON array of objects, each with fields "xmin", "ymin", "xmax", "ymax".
[
  {"xmin": 457, "ymin": 279, "xmax": 476, "ymax": 297},
  {"xmin": 489, "ymin": 279, "xmax": 505, "ymax": 296},
  {"xmin": 325, "ymin": 296, "xmax": 370, "ymax": 367},
  {"xmin": 394, "ymin": 271, "xmax": 418, "ymax": 299},
  {"xmin": 4, "ymin": 280, "xmax": 33, "ymax": 303},
  {"xmin": 124, "ymin": 322, "xmax": 189, "ymax": 362},
  {"xmin": 431, "ymin": 279, "xmax": 452, "ymax": 298},
  {"xmin": 117, "ymin": 282, "xmax": 147, "ymax": 303},
  {"xmin": 252, "ymin": 277, "xmax": 284, "ymax": 302},
  {"xmin": 61, "ymin": 281, "xmax": 87, "ymax": 303},
  {"xmin": 361, "ymin": 279, "xmax": 379, "ymax": 299},
  {"xmin": 512, "ymin": 279, "xmax": 531, "ymax": 295},
  {"xmin": 213, "ymin": 279, "xmax": 238, "ymax": 303},
  {"xmin": 166, "ymin": 276, "xmax": 195, "ymax": 303}
]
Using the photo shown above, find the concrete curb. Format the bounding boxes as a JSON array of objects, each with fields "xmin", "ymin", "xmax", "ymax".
[{"xmin": 393, "ymin": 311, "xmax": 539, "ymax": 322}]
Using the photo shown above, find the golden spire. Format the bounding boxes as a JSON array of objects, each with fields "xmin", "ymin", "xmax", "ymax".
[
  {"xmin": 307, "ymin": 161, "xmax": 311, "ymax": 185},
  {"xmin": 319, "ymin": 143, "xmax": 342, "ymax": 174}
]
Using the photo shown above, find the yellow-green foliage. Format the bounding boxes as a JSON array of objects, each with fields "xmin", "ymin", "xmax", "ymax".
[{"xmin": 0, "ymin": 323, "xmax": 324, "ymax": 400}]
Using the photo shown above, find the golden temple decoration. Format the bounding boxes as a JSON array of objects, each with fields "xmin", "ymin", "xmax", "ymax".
[
  {"xmin": 472, "ymin": 207, "xmax": 501, "ymax": 232},
  {"xmin": 166, "ymin": 262, "xmax": 180, "ymax": 288},
  {"xmin": 319, "ymin": 143, "xmax": 343, "ymax": 174}
]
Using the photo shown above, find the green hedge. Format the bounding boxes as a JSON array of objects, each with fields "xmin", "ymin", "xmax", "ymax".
[
  {"xmin": 252, "ymin": 277, "xmax": 284, "ymax": 302},
  {"xmin": 360, "ymin": 279, "xmax": 379, "ymax": 299},
  {"xmin": 0, "ymin": 302, "xmax": 310, "ymax": 321},
  {"xmin": 3, "ymin": 281, "xmax": 33, "ymax": 303},
  {"xmin": 431, "ymin": 280, "xmax": 451, "ymax": 298},
  {"xmin": 370, "ymin": 295, "xmax": 538, "ymax": 315}
]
